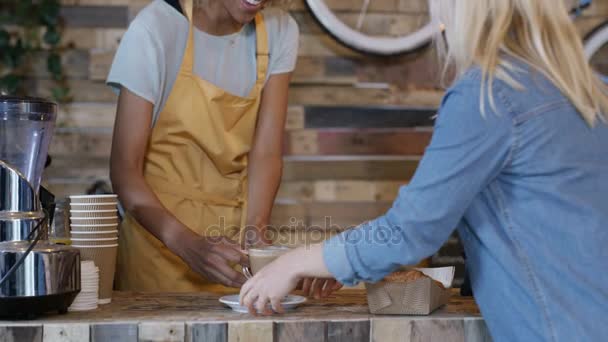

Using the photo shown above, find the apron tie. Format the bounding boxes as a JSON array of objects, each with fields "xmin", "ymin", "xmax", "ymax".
[{"xmin": 146, "ymin": 174, "xmax": 245, "ymax": 208}]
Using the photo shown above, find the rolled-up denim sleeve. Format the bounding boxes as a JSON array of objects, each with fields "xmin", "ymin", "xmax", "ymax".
[{"xmin": 323, "ymin": 81, "xmax": 515, "ymax": 286}]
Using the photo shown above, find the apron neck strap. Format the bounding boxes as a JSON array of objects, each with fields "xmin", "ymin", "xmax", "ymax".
[
  {"xmin": 254, "ymin": 14, "xmax": 269, "ymax": 87},
  {"xmin": 180, "ymin": 0, "xmax": 269, "ymax": 83},
  {"xmin": 181, "ymin": 0, "xmax": 195, "ymax": 73}
]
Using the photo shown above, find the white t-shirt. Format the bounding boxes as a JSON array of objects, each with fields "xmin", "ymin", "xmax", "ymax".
[{"xmin": 107, "ymin": 0, "xmax": 299, "ymax": 125}]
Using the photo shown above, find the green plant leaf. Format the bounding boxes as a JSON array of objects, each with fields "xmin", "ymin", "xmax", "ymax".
[
  {"xmin": 47, "ymin": 52, "xmax": 62, "ymax": 79},
  {"xmin": 16, "ymin": 1, "xmax": 37, "ymax": 27},
  {"xmin": 0, "ymin": 74, "xmax": 22, "ymax": 95},
  {"xmin": 43, "ymin": 26, "xmax": 61, "ymax": 46},
  {"xmin": 39, "ymin": 0, "xmax": 60, "ymax": 26},
  {"xmin": 1, "ymin": 0, "xmax": 71, "ymax": 102},
  {"xmin": 0, "ymin": 30, "xmax": 9, "ymax": 49},
  {"xmin": 51, "ymin": 86, "xmax": 70, "ymax": 102}
]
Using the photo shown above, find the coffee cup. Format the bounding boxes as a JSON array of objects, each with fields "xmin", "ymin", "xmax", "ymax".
[{"xmin": 242, "ymin": 245, "xmax": 291, "ymax": 278}]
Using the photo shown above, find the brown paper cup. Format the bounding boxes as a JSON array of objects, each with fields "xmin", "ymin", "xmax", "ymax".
[
  {"xmin": 71, "ymin": 230, "xmax": 118, "ymax": 239},
  {"xmin": 75, "ymin": 245, "xmax": 118, "ymax": 304},
  {"xmin": 70, "ymin": 210, "xmax": 117, "ymax": 218},
  {"xmin": 70, "ymin": 203, "xmax": 117, "ymax": 211},
  {"xmin": 71, "ymin": 237, "xmax": 119, "ymax": 247},
  {"xmin": 71, "ymin": 224, "xmax": 118, "ymax": 233},
  {"xmin": 70, "ymin": 195, "xmax": 118, "ymax": 204},
  {"xmin": 365, "ymin": 278, "xmax": 450, "ymax": 315},
  {"xmin": 70, "ymin": 217, "xmax": 119, "ymax": 225}
]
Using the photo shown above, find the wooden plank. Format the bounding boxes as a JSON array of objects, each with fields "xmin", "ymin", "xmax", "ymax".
[
  {"xmin": 227, "ymin": 321, "xmax": 273, "ymax": 342},
  {"xmin": 49, "ymin": 129, "xmax": 113, "ymax": 158},
  {"xmin": 285, "ymin": 106, "xmax": 305, "ymax": 130},
  {"xmin": 60, "ymin": 0, "xmax": 149, "ymax": 5},
  {"xmin": 288, "ymin": 85, "xmax": 443, "ymax": 107},
  {"xmin": 327, "ymin": 320, "xmax": 370, "ymax": 342},
  {"xmin": 90, "ymin": 49, "xmax": 116, "ymax": 81},
  {"xmin": 62, "ymin": 28, "xmax": 126, "ymax": 50},
  {"xmin": 304, "ymin": 106, "xmax": 436, "ymax": 129},
  {"xmin": 298, "ymin": 34, "xmax": 363, "ymax": 58},
  {"xmin": 0, "ymin": 326, "xmax": 43, "ymax": 342},
  {"xmin": 575, "ymin": 17, "xmax": 608, "ymax": 37},
  {"xmin": 282, "ymin": 156, "xmax": 420, "ymax": 181},
  {"xmin": 31, "ymin": 50, "xmax": 90, "ymax": 79},
  {"xmin": 463, "ymin": 319, "xmax": 493, "ymax": 342},
  {"xmin": 315, "ymin": 128, "xmax": 432, "ymax": 155},
  {"xmin": 372, "ymin": 318, "xmax": 410, "ymax": 342},
  {"xmin": 314, "ymin": 180, "xmax": 376, "ymax": 202},
  {"xmin": 61, "ymin": 6, "xmax": 130, "ymax": 28},
  {"xmin": 287, "ymin": 0, "xmax": 406, "ymax": 12},
  {"xmin": 57, "ymin": 102, "xmax": 117, "ymax": 129},
  {"xmin": 270, "ymin": 226, "xmax": 339, "ymax": 246},
  {"xmin": 276, "ymin": 181, "xmax": 315, "ymax": 202},
  {"xmin": 286, "ymin": 128, "xmax": 432, "ymax": 156},
  {"xmin": 290, "ymin": 11, "xmax": 324, "ymax": 35},
  {"xmin": 42, "ymin": 324, "xmax": 89, "ymax": 342},
  {"xmin": 187, "ymin": 323, "xmax": 227, "ymax": 342},
  {"xmin": 275, "ymin": 321, "xmax": 326, "ymax": 342},
  {"xmin": 408, "ymin": 319, "xmax": 465, "ymax": 342},
  {"xmin": 586, "ymin": 0, "xmax": 608, "ymax": 17},
  {"xmin": 44, "ymin": 156, "xmax": 110, "ymax": 180},
  {"xmin": 287, "ymin": 130, "xmax": 319, "ymax": 155},
  {"xmin": 43, "ymin": 180, "xmax": 102, "ymax": 198},
  {"xmin": 307, "ymin": 202, "xmax": 392, "ymax": 219},
  {"xmin": 138, "ymin": 322, "xmax": 185, "ymax": 342},
  {"xmin": 357, "ymin": 50, "xmax": 441, "ymax": 89},
  {"xmin": 37, "ymin": 79, "xmax": 117, "ymax": 103},
  {"xmin": 91, "ymin": 323, "xmax": 138, "ymax": 342}
]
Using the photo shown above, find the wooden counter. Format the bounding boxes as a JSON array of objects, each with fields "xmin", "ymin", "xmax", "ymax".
[{"xmin": 0, "ymin": 290, "xmax": 492, "ymax": 342}]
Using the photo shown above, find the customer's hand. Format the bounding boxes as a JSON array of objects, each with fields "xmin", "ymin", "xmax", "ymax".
[
  {"xmin": 240, "ymin": 253, "xmax": 301, "ymax": 315},
  {"xmin": 299, "ymin": 278, "xmax": 343, "ymax": 299},
  {"xmin": 240, "ymin": 244, "xmax": 337, "ymax": 315},
  {"xmin": 168, "ymin": 230, "xmax": 248, "ymax": 288}
]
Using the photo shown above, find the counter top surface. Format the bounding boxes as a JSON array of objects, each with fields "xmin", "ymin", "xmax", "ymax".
[
  {"xmin": 0, "ymin": 290, "xmax": 492, "ymax": 342},
  {"xmin": 6, "ymin": 290, "xmax": 480, "ymax": 323}
]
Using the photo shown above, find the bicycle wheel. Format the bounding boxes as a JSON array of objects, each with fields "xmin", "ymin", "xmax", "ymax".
[
  {"xmin": 584, "ymin": 20, "xmax": 608, "ymax": 82},
  {"xmin": 305, "ymin": 0, "xmax": 439, "ymax": 56}
]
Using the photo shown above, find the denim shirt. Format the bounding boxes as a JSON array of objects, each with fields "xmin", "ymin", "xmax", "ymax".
[{"xmin": 323, "ymin": 66, "xmax": 608, "ymax": 342}]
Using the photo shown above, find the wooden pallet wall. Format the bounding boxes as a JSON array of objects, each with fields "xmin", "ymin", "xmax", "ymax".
[{"xmin": 28, "ymin": 0, "xmax": 608, "ymax": 285}]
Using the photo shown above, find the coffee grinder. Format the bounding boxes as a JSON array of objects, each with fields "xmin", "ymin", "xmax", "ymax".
[{"xmin": 0, "ymin": 96, "xmax": 80, "ymax": 318}]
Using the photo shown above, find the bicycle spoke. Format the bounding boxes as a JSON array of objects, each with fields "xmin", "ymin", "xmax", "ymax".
[{"xmin": 356, "ymin": 0, "xmax": 371, "ymax": 31}]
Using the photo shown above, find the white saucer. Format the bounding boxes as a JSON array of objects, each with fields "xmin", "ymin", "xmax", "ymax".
[{"xmin": 219, "ymin": 295, "xmax": 306, "ymax": 314}]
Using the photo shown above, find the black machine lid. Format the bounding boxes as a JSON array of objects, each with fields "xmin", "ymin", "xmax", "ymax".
[{"xmin": 0, "ymin": 96, "xmax": 57, "ymax": 121}]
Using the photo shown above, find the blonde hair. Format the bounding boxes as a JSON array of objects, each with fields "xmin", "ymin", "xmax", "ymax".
[{"xmin": 431, "ymin": 0, "xmax": 608, "ymax": 125}]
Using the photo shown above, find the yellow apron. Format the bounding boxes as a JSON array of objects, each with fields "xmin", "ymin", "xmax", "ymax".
[{"xmin": 116, "ymin": 0, "xmax": 269, "ymax": 292}]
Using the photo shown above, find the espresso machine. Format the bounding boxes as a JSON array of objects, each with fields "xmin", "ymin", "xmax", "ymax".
[{"xmin": 0, "ymin": 96, "xmax": 80, "ymax": 318}]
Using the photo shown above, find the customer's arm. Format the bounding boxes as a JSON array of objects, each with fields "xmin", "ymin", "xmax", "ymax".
[
  {"xmin": 240, "ymin": 80, "xmax": 516, "ymax": 314},
  {"xmin": 324, "ymin": 81, "xmax": 515, "ymax": 285}
]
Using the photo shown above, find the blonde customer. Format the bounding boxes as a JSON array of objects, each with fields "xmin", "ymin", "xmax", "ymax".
[{"xmin": 240, "ymin": 1, "xmax": 608, "ymax": 341}]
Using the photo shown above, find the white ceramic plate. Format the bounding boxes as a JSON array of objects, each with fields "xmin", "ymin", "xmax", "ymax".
[{"xmin": 219, "ymin": 295, "xmax": 306, "ymax": 314}]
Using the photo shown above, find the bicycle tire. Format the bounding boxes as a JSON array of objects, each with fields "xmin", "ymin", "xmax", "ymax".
[
  {"xmin": 584, "ymin": 20, "xmax": 608, "ymax": 59},
  {"xmin": 305, "ymin": 0, "xmax": 437, "ymax": 57},
  {"xmin": 584, "ymin": 20, "xmax": 608, "ymax": 82}
]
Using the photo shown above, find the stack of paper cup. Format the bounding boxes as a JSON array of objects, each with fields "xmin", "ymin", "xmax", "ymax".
[
  {"xmin": 69, "ymin": 261, "xmax": 99, "ymax": 311},
  {"xmin": 69, "ymin": 195, "xmax": 119, "ymax": 305}
]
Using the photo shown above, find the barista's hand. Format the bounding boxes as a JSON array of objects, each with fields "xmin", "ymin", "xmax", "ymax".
[
  {"xmin": 242, "ymin": 225, "xmax": 273, "ymax": 249},
  {"xmin": 168, "ymin": 230, "xmax": 248, "ymax": 288}
]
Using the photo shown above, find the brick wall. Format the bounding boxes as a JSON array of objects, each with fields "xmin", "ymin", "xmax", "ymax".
[{"xmin": 37, "ymin": 0, "xmax": 608, "ymax": 285}]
